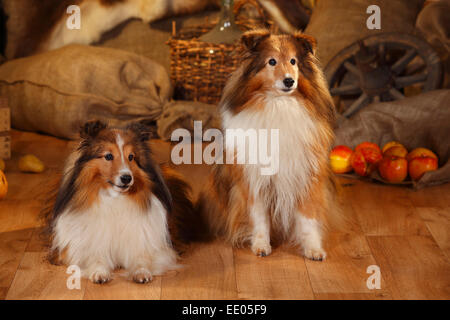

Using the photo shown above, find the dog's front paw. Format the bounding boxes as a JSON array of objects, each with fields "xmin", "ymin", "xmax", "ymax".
[
  {"xmin": 89, "ymin": 269, "xmax": 112, "ymax": 284},
  {"xmin": 303, "ymin": 247, "xmax": 327, "ymax": 261},
  {"xmin": 251, "ymin": 238, "xmax": 272, "ymax": 257},
  {"xmin": 132, "ymin": 268, "xmax": 153, "ymax": 284}
]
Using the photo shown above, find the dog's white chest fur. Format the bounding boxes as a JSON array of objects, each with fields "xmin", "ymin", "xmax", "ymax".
[
  {"xmin": 53, "ymin": 192, "xmax": 177, "ymax": 276},
  {"xmin": 222, "ymin": 96, "xmax": 320, "ymax": 231}
]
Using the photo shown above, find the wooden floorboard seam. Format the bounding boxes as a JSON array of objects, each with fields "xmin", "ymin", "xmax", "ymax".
[{"xmin": 4, "ymin": 232, "xmax": 33, "ymax": 299}]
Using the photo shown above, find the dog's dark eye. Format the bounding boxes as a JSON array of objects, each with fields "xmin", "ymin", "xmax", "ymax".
[
  {"xmin": 290, "ymin": 58, "xmax": 296, "ymax": 65},
  {"xmin": 268, "ymin": 58, "xmax": 277, "ymax": 66},
  {"xmin": 105, "ymin": 153, "xmax": 114, "ymax": 161},
  {"xmin": 128, "ymin": 154, "xmax": 134, "ymax": 161}
]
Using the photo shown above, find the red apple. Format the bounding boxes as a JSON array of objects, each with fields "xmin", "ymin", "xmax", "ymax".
[
  {"xmin": 408, "ymin": 157, "xmax": 438, "ymax": 181},
  {"xmin": 406, "ymin": 147, "xmax": 438, "ymax": 162},
  {"xmin": 330, "ymin": 145, "xmax": 353, "ymax": 174},
  {"xmin": 350, "ymin": 150, "xmax": 369, "ymax": 176},
  {"xmin": 382, "ymin": 141, "xmax": 404, "ymax": 154},
  {"xmin": 383, "ymin": 145, "xmax": 408, "ymax": 158},
  {"xmin": 355, "ymin": 142, "xmax": 382, "ymax": 154},
  {"xmin": 362, "ymin": 147, "xmax": 382, "ymax": 166},
  {"xmin": 351, "ymin": 143, "xmax": 383, "ymax": 177},
  {"xmin": 378, "ymin": 156, "xmax": 408, "ymax": 183},
  {"xmin": 354, "ymin": 142, "xmax": 382, "ymax": 166}
]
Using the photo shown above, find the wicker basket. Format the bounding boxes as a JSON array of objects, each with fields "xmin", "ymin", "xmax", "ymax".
[{"xmin": 167, "ymin": 0, "xmax": 274, "ymax": 105}]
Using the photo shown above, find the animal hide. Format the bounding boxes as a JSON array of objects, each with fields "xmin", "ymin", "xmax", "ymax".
[
  {"xmin": 257, "ymin": 0, "xmax": 310, "ymax": 33},
  {"xmin": 2, "ymin": 0, "xmax": 218, "ymax": 59}
]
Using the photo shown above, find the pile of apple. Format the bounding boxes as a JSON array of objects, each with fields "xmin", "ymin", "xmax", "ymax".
[{"xmin": 330, "ymin": 141, "xmax": 439, "ymax": 183}]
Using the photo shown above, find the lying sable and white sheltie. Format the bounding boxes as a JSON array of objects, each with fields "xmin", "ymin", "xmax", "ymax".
[
  {"xmin": 44, "ymin": 121, "xmax": 197, "ymax": 284},
  {"xmin": 197, "ymin": 30, "xmax": 338, "ymax": 260}
]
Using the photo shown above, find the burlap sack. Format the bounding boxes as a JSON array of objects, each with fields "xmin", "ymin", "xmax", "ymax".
[
  {"xmin": 0, "ymin": 45, "xmax": 172, "ymax": 139},
  {"xmin": 416, "ymin": 0, "xmax": 450, "ymax": 88},
  {"xmin": 305, "ymin": 0, "xmax": 425, "ymax": 67},
  {"xmin": 335, "ymin": 90, "xmax": 450, "ymax": 189}
]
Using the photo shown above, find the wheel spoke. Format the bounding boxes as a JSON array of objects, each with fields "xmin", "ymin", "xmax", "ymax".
[
  {"xmin": 389, "ymin": 88, "xmax": 405, "ymax": 100},
  {"xmin": 343, "ymin": 93, "xmax": 369, "ymax": 117},
  {"xmin": 406, "ymin": 60, "xmax": 426, "ymax": 75},
  {"xmin": 344, "ymin": 61, "xmax": 360, "ymax": 76},
  {"xmin": 394, "ymin": 72, "xmax": 427, "ymax": 87},
  {"xmin": 391, "ymin": 49, "xmax": 417, "ymax": 74},
  {"xmin": 330, "ymin": 84, "xmax": 361, "ymax": 96}
]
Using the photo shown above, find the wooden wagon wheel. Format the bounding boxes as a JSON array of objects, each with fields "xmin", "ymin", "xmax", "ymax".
[{"xmin": 324, "ymin": 32, "xmax": 442, "ymax": 117}]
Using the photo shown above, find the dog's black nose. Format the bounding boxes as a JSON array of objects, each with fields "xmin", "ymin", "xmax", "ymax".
[
  {"xmin": 120, "ymin": 174, "xmax": 132, "ymax": 185},
  {"xmin": 283, "ymin": 78, "xmax": 295, "ymax": 88}
]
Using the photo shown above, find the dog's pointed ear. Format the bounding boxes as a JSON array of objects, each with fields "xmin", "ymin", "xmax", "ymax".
[
  {"xmin": 240, "ymin": 29, "xmax": 270, "ymax": 51},
  {"xmin": 293, "ymin": 31, "xmax": 317, "ymax": 56},
  {"xmin": 127, "ymin": 122, "xmax": 152, "ymax": 142},
  {"xmin": 80, "ymin": 120, "xmax": 107, "ymax": 139}
]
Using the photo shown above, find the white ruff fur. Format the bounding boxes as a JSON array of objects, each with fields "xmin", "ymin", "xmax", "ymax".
[
  {"xmin": 52, "ymin": 192, "xmax": 178, "ymax": 279},
  {"xmin": 222, "ymin": 95, "xmax": 320, "ymax": 236}
]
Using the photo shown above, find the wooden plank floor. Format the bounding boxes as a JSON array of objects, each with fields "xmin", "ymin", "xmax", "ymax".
[{"xmin": 1, "ymin": 130, "xmax": 449, "ymax": 300}]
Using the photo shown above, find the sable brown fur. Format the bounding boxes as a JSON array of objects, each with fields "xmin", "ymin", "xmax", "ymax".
[
  {"xmin": 42, "ymin": 120, "xmax": 200, "ymax": 263},
  {"xmin": 197, "ymin": 30, "xmax": 342, "ymax": 258}
]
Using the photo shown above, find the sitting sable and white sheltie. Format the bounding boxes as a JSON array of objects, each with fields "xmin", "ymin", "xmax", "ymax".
[
  {"xmin": 43, "ymin": 121, "xmax": 198, "ymax": 284},
  {"xmin": 197, "ymin": 29, "xmax": 338, "ymax": 260}
]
